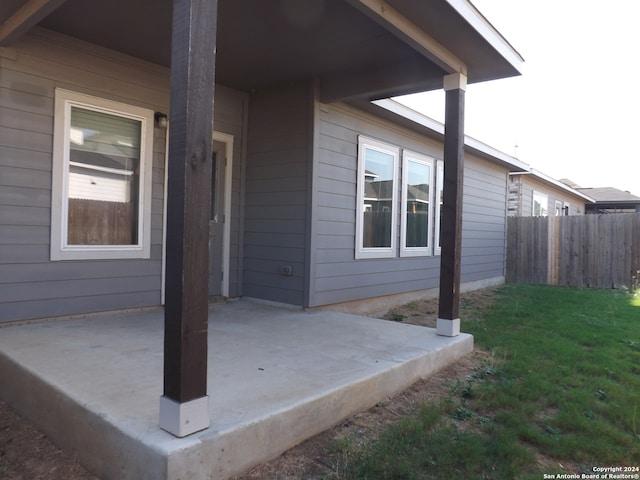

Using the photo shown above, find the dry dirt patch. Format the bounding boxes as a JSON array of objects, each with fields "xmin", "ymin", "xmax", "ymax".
[{"xmin": 0, "ymin": 401, "xmax": 99, "ymax": 480}]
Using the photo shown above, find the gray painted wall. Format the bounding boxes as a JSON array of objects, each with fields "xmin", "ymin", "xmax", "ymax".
[
  {"xmin": 0, "ymin": 29, "xmax": 246, "ymax": 322},
  {"xmin": 1, "ymin": 29, "xmax": 512, "ymax": 319},
  {"xmin": 242, "ymin": 83, "xmax": 312, "ymax": 306},
  {"xmin": 211, "ymin": 87, "xmax": 248, "ymax": 299},
  {"xmin": 308, "ymin": 103, "xmax": 508, "ymax": 307},
  {"xmin": 460, "ymin": 159, "xmax": 509, "ymax": 283}
]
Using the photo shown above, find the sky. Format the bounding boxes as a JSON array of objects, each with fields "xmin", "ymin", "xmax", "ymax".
[{"xmin": 396, "ymin": 0, "xmax": 640, "ymax": 196}]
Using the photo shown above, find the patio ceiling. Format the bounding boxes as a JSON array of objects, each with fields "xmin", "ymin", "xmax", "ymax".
[{"xmin": 0, "ymin": 0, "xmax": 523, "ymax": 102}]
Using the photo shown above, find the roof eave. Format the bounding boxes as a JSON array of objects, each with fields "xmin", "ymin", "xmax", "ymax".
[
  {"xmin": 510, "ymin": 170, "xmax": 596, "ymax": 203},
  {"xmin": 368, "ymin": 98, "xmax": 530, "ymax": 172},
  {"xmin": 448, "ymin": 0, "xmax": 524, "ymax": 75},
  {"xmin": 0, "ymin": 0, "xmax": 68, "ymax": 46}
]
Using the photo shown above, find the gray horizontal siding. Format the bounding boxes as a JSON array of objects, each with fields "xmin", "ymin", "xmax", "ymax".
[
  {"xmin": 212, "ymin": 86, "xmax": 248, "ymax": 298},
  {"xmin": 0, "ymin": 30, "xmax": 168, "ymax": 322},
  {"xmin": 0, "ymin": 260, "xmax": 161, "ymax": 283},
  {"xmin": 0, "ymin": 225, "xmax": 48, "ymax": 244},
  {"xmin": 0, "ymin": 276, "xmax": 160, "ymax": 304},
  {"xmin": 0, "ymin": 29, "xmax": 247, "ymax": 321},
  {"xmin": 242, "ymin": 83, "xmax": 311, "ymax": 306},
  {"xmin": 460, "ymin": 157, "xmax": 507, "ymax": 283},
  {"xmin": 309, "ymin": 103, "xmax": 508, "ymax": 307},
  {"xmin": 2, "ymin": 292, "xmax": 160, "ymax": 323},
  {"xmin": 0, "ymin": 145, "xmax": 51, "ymax": 173},
  {"xmin": 313, "ymin": 266, "xmax": 442, "ymax": 306},
  {"xmin": 315, "ymin": 265, "xmax": 441, "ymax": 293},
  {"xmin": 0, "ymin": 159, "xmax": 51, "ymax": 198}
]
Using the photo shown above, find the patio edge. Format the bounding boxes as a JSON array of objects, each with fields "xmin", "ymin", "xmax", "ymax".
[{"xmin": 166, "ymin": 332, "xmax": 474, "ymax": 480}]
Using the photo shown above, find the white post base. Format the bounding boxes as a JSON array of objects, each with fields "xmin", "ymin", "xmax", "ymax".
[
  {"xmin": 436, "ymin": 318, "xmax": 460, "ymax": 337},
  {"xmin": 159, "ymin": 395, "xmax": 210, "ymax": 437}
]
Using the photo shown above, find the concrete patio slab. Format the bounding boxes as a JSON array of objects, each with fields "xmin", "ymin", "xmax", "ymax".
[{"xmin": 0, "ymin": 299, "xmax": 473, "ymax": 480}]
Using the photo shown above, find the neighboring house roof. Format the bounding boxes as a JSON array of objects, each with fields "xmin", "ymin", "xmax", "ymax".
[
  {"xmin": 364, "ymin": 179, "xmax": 394, "ymax": 202},
  {"xmin": 558, "ymin": 178, "xmax": 580, "ymax": 189},
  {"xmin": 408, "ymin": 184, "xmax": 430, "ymax": 203},
  {"xmin": 364, "ymin": 181, "xmax": 430, "ymax": 204},
  {"xmin": 576, "ymin": 187, "xmax": 640, "ymax": 213},
  {"xmin": 576, "ymin": 187, "xmax": 640, "ymax": 203}
]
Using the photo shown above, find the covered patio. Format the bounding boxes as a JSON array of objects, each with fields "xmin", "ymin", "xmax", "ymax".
[
  {"xmin": 0, "ymin": 1, "xmax": 522, "ymax": 478},
  {"xmin": 0, "ymin": 301, "xmax": 472, "ymax": 479}
]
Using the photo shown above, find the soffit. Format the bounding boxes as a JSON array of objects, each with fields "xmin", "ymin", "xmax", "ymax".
[
  {"xmin": 1, "ymin": 0, "xmax": 522, "ymax": 100},
  {"xmin": 0, "ymin": 0, "xmax": 24, "ymax": 19},
  {"xmin": 385, "ymin": 0, "xmax": 523, "ymax": 83}
]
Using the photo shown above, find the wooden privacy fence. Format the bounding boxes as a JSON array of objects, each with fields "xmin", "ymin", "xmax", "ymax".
[
  {"xmin": 68, "ymin": 198, "xmax": 135, "ymax": 245},
  {"xmin": 506, "ymin": 213, "xmax": 640, "ymax": 289}
]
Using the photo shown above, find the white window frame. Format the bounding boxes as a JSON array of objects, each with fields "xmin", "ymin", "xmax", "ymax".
[
  {"xmin": 532, "ymin": 191, "xmax": 549, "ymax": 217},
  {"xmin": 401, "ymin": 151, "xmax": 434, "ymax": 257},
  {"xmin": 554, "ymin": 200, "xmax": 563, "ymax": 216},
  {"xmin": 434, "ymin": 160, "xmax": 444, "ymax": 256},
  {"xmin": 355, "ymin": 136, "xmax": 398, "ymax": 259},
  {"xmin": 51, "ymin": 89, "xmax": 154, "ymax": 260}
]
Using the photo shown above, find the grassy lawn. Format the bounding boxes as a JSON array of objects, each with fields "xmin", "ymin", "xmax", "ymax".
[{"xmin": 338, "ymin": 284, "xmax": 640, "ymax": 479}]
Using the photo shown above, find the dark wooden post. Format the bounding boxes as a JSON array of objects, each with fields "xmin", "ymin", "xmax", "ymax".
[
  {"xmin": 437, "ymin": 73, "xmax": 466, "ymax": 337},
  {"xmin": 159, "ymin": 0, "xmax": 218, "ymax": 437}
]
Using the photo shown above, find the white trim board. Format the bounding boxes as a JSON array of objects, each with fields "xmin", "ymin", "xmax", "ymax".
[{"xmin": 161, "ymin": 130, "xmax": 234, "ymax": 303}]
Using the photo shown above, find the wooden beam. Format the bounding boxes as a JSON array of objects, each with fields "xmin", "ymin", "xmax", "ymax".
[
  {"xmin": 160, "ymin": 0, "xmax": 217, "ymax": 437},
  {"xmin": 343, "ymin": 0, "xmax": 467, "ymax": 75},
  {"xmin": 437, "ymin": 73, "xmax": 466, "ymax": 337},
  {"xmin": 0, "ymin": 0, "xmax": 67, "ymax": 46}
]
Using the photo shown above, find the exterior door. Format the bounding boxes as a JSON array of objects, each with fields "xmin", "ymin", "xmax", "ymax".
[{"xmin": 209, "ymin": 140, "xmax": 226, "ymax": 298}]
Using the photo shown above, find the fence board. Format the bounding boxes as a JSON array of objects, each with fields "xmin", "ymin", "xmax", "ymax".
[
  {"xmin": 583, "ymin": 215, "xmax": 597, "ymax": 287},
  {"xmin": 633, "ymin": 215, "xmax": 640, "ymax": 288},
  {"xmin": 68, "ymin": 198, "xmax": 134, "ymax": 245},
  {"xmin": 506, "ymin": 213, "xmax": 640, "ymax": 289},
  {"xmin": 534, "ymin": 216, "xmax": 548, "ymax": 284}
]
